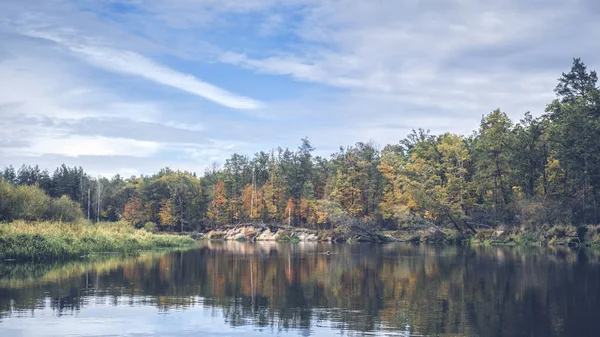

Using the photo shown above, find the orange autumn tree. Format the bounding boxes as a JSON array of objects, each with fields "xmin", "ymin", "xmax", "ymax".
[
  {"xmin": 207, "ymin": 180, "xmax": 228, "ymax": 228},
  {"xmin": 298, "ymin": 198, "xmax": 318, "ymax": 227},
  {"xmin": 284, "ymin": 197, "xmax": 295, "ymax": 226},
  {"xmin": 121, "ymin": 196, "xmax": 146, "ymax": 226},
  {"xmin": 241, "ymin": 184, "xmax": 253, "ymax": 220}
]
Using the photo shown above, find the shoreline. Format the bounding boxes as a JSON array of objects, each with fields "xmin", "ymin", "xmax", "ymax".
[
  {"xmin": 197, "ymin": 223, "xmax": 600, "ymax": 247},
  {"xmin": 3, "ymin": 221, "xmax": 600, "ymax": 263}
]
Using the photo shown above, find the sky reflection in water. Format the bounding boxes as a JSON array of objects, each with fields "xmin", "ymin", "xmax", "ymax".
[{"xmin": 0, "ymin": 242, "xmax": 599, "ymax": 336}]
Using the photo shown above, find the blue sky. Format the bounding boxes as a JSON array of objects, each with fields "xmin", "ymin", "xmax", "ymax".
[{"xmin": 1, "ymin": 0, "xmax": 599, "ymax": 176}]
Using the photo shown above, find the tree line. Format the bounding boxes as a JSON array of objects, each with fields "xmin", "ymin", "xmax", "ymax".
[{"xmin": 2, "ymin": 58, "xmax": 600, "ymax": 233}]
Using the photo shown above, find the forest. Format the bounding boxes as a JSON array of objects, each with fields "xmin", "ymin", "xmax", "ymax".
[{"xmin": 2, "ymin": 58, "xmax": 600, "ymax": 235}]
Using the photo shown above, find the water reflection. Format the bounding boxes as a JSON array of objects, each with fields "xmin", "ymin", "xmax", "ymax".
[{"xmin": 1, "ymin": 242, "xmax": 600, "ymax": 336}]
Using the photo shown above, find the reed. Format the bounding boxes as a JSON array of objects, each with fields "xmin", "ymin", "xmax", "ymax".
[{"xmin": 0, "ymin": 220, "xmax": 196, "ymax": 261}]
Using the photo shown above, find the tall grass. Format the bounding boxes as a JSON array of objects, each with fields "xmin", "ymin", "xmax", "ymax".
[{"xmin": 0, "ymin": 220, "xmax": 196, "ymax": 261}]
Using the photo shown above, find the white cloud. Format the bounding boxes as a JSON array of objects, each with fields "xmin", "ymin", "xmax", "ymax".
[
  {"xmin": 14, "ymin": 135, "xmax": 162, "ymax": 157},
  {"xmin": 2, "ymin": 0, "xmax": 600, "ymax": 176},
  {"xmin": 19, "ymin": 27, "xmax": 262, "ymax": 110},
  {"xmin": 181, "ymin": 139, "xmax": 253, "ymax": 163},
  {"xmin": 0, "ymin": 51, "xmax": 258, "ymax": 175},
  {"xmin": 0, "ymin": 56, "xmax": 163, "ymax": 122},
  {"xmin": 217, "ymin": 0, "xmax": 596, "ymax": 121}
]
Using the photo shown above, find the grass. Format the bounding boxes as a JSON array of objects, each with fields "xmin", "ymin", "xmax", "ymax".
[{"xmin": 0, "ymin": 220, "xmax": 197, "ymax": 261}]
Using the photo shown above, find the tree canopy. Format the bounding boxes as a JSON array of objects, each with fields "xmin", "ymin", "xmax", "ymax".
[{"xmin": 3, "ymin": 58, "xmax": 600, "ymax": 231}]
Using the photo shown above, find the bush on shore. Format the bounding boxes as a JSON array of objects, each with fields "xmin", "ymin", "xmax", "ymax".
[
  {"xmin": 0, "ymin": 180, "xmax": 82, "ymax": 223},
  {"xmin": 0, "ymin": 220, "xmax": 196, "ymax": 261}
]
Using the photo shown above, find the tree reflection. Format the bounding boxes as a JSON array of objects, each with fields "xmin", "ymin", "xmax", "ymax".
[{"xmin": 1, "ymin": 243, "xmax": 600, "ymax": 336}]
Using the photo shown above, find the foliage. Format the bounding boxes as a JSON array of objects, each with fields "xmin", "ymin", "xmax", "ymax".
[
  {"xmin": 0, "ymin": 179, "xmax": 82, "ymax": 223},
  {"xmin": 3, "ymin": 58, "xmax": 600, "ymax": 232},
  {"xmin": 143, "ymin": 221, "xmax": 158, "ymax": 233}
]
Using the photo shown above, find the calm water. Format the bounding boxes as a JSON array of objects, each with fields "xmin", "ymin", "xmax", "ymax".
[{"xmin": 1, "ymin": 242, "xmax": 600, "ymax": 336}]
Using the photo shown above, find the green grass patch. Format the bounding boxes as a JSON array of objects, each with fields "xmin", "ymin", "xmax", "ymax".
[{"xmin": 0, "ymin": 220, "xmax": 197, "ymax": 261}]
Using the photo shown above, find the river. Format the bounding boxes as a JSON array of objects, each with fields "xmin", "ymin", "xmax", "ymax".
[{"xmin": 1, "ymin": 242, "xmax": 599, "ymax": 336}]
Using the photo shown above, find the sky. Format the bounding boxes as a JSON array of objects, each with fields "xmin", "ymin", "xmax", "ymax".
[{"xmin": 1, "ymin": 0, "xmax": 599, "ymax": 177}]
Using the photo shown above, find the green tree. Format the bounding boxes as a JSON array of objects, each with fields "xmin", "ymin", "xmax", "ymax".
[
  {"xmin": 546, "ymin": 58, "xmax": 600, "ymax": 224},
  {"xmin": 472, "ymin": 109, "xmax": 515, "ymax": 224}
]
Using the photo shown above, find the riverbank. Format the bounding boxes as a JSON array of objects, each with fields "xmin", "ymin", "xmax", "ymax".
[
  {"xmin": 0, "ymin": 221, "xmax": 196, "ymax": 261},
  {"xmin": 3, "ymin": 221, "xmax": 600, "ymax": 262},
  {"xmin": 202, "ymin": 224, "xmax": 395, "ymax": 243},
  {"xmin": 389, "ymin": 224, "xmax": 600, "ymax": 247},
  {"xmin": 199, "ymin": 223, "xmax": 600, "ymax": 247}
]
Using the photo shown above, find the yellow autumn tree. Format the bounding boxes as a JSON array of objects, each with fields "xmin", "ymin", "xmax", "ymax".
[
  {"xmin": 377, "ymin": 149, "xmax": 416, "ymax": 225},
  {"xmin": 159, "ymin": 199, "xmax": 176, "ymax": 229},
  {"xmin": 330, "ymin": 168, "xmax": 363, "ymax": 217},
  {"xmin": 262, "ymin": 183, "xmax": 278, "ymax": 221},
  {"xmin": 242, "ymin": 184, "xmax": 264, "ymax": 221},
  {"xmin": 397, "ymin": 133, "xmax": 476, "ymax": 233}
]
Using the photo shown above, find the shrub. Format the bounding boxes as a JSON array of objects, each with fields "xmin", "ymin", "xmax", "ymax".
[
  {"xmin": 0, "ymin": 180, "xmax": 17, "ymax": 221},
  {"xmin": 0, "ymin": 179, "xmax": 83, "ymax": 223},
  {"xmin": 143, "ymin": 221, "xmax": 158, "ymax": 233},
  {"xmin": 12, "ymin": 184, "xmax": 51, "ymax": 221},
  {"xmin": 46, "ymin": 195, "xmax": 84, "ymax": 222}
]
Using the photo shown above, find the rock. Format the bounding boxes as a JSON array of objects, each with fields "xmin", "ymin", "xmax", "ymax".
[
  {"xmin": 242, "ymin": 226, "xmax": 258, "ymax": 237},
  {"xmin": 297, "ymin": 233, "xmax": 318, "ymax": 241},
  {"xmin": 231, "ymin": 232, "xmax": 246, "ymax": 241},
  {"xmin": 256, "ymin": 229, "xmax": 280, "ymax": 241},
  {"xmin": 205, "ymin": 226, "xmax": 321, "ymax": 242}
]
